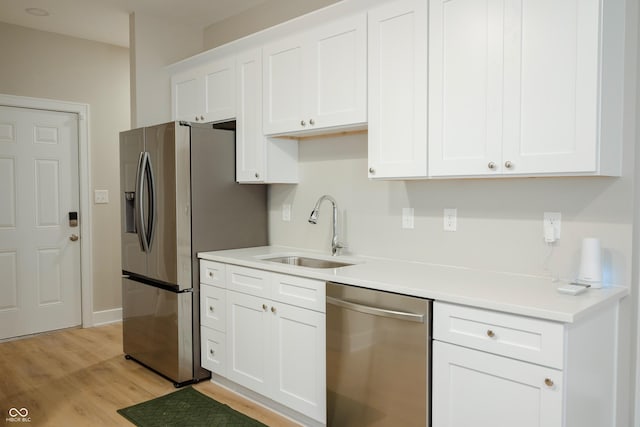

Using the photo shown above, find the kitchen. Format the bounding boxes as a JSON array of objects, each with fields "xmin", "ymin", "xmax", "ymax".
[{"xmin": 0, "ymin": 0, "xmax": 638, "ymax": 425}]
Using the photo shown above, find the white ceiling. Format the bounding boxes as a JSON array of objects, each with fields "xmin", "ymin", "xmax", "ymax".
[{"xmin": 0, "ymin": 0, "xmax": 270, "ymax": 47}]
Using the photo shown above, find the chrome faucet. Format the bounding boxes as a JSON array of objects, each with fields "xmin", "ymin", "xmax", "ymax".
[{"xmin": 308, "ymin": 195, "xmax": 344, "ymax": 256}]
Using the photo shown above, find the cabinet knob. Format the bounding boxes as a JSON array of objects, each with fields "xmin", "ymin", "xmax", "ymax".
[
  {"xmin": 209, "ymin": 349, "xmax": 215, "ymax": 356},
  {"xmin": 208, "ymin": 271, "xmax": 213, "ymax": 278},
  {"xmin": 271, "ymin": 306, "xmax": 277, "ymax": 314},
  {"xmin": 200, "ymin": 115, "xmax": 204, "ymax": 121},
  {"xmin": 369, "ymin": 167, "xmax": 375, "ymax": 174},
  {"xmin": 486, "ymin": 330, "xmax": 495, "ymax": 338},
  {"xmin": 195, "ymin": 116, "xmax": 199, "ymax": 121},
  {"xmin": 255, "ymin": 172, "xmax": 260, "ymax": 179},
  {"xmin": 69, "ymin": 234, "xmax": 79, "ymax": 242},
  {"xmin": 488, "ymin": 162, "xmax": 496, "ymax": 170},
  {"xmin": 209, "ymin": 306, "xmax": 214, "ymax": 312},
  {"xmin": 505, "ymin": 161, "xmax": 513, "ymax": 169},
  {"xmin": 262, "ymin": 304, "xmax": 268, "ymax": 311},
  {"xmin": 544, "ymin": 378, "xmax": 554, "ymax": 387},
  {"xmin": 309, "ymin": 118, "xmax": 315, "ymax": 125},
  {"xmin": 300, "ymin": 120, "xmax": 306, "ymax": 127}
]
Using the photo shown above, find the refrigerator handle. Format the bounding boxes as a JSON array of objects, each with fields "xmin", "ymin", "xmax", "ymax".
[
  {"xmin": 146, "ymin": 153, "xmax": 157, "ymax": 251},
  {"xmin": 136, "ymin": 151, "xmax": 150, "ymax": 253}
]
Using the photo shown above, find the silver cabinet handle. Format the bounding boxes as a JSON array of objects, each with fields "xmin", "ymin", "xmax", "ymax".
[
  {"xmin": 369, "ymin": 167, "xmax": 375, "ymax": 174},
  {"xmin": 69, "ymin": 234, "xmax": 79, "ymax": 241},
  {"xmin": 271, "ymin": 306, "xmax": 276, "ymax": 314},
  {"xmin": 262, "ymin": 304, "xmax": 268, "ymax": 311},
  {"xmin": 300, "ymin": 120, "xmax": 306, "ymax": 127},
  {"xmin": 327, "ymin": 296, "xmax": 424, "ymax": 323},
  {"xmin": 255, "ymin": 172, "xmax": 260, "ymax": 179},
  {"xmin": 209, "ymin": 306, "xmax": 214, "ymax": 312},
  {"xmin": 200, "ymin": 115, "xmax": 204, "ymax": 121},
  {"xmin": 505, "ymin": 161, "xmax": 513, "ymax": 169},
  {"xmin": 488, "ymin": 162, "xmax": 496, "ymax": 170},
  {"xmin": 195, "ymin": 116, "xmax": 199, "ymax": 121},
  {"xmin": 309, "ymin": 119, "xmax": 315, "ymax": 125}
]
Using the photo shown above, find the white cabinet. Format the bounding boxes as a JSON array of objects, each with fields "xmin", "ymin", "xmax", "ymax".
[
  {"xmin": 428, "ymin": 0, "xmax": 623, "ymax": 177},
  {"xmin": 226, "ymin": 289, "xmax": 326, "ymax": 421},
  {"xmin": 199, "ymin": 260, "xmax": 227, "ymax": 376},
  {"xmin": 199, "ymin": 261, "xmax": 326, "ymax": 423},
  {"xmin": 433, "ymin": 301, "xmax": 618, "ymax": 427},
  {"xmin": 263, "ymin": 13, "xmax": 367, "ymax": 136},
  {"xmin": 433, "ymin": 341, "xmax": 563, "ymax": 427},
  {"xmin": 367, "ymin": 0, "xmax": 428, "ymax": 179},
  {"xmin": 235, "ymin": 49, "xmax": 298, "ymax": 184},
  {"xmin": 171, "ymin": 57, "xmax": 236, "ymax": 123}
]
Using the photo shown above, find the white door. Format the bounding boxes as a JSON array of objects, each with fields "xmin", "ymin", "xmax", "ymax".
[{"xmin": 0, "ymin": 106, "xmax": 81, "ymax": 339}]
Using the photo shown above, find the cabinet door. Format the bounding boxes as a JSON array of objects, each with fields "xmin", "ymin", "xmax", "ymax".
[
  {"xmin": 201, "ymin": 326, "xmax": 226, "ymax": 376},
  {"xmin": 271, "ymin": 302, "xmax": 326, "ymax": 423},
  {"xmin": 263, "ymin": 36, "xmax": 306, "ymax": 135},
  {"xmin": 171, "ymin": 68, "xmax": 204, "ymax": 122},
  {"xmin": 368, "ymin": 0, "xmax": 428, "ymax": 179},
  {"xmin": 428, "ymin": 0, "xmax": 504, "ymax": 177},
  {"xmin": 202, "ymin": 57, "xmax": 236, "ymax": 122},
  {"xmin": 226, "ymin": 291, "xmax": 271, "ymax": 395},
  {"xmin": 308, "ymin": 13, "xmax": 367, "ymax": 130},
  {"xmin": 236, "ymin": 49, "xmax": 265, "ymax": 183},
  {"xmin": 501, "ymin": 0, "xmax": 599, "ymax": 174},
  {"xmin": 432, "ymin": 341, "xmax": 563, "ymax": 427}
]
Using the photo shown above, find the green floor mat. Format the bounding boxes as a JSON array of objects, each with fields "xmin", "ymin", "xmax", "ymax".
[{"xmin": 117, "ymin": 386, "xmax": 267, "ymax": 427}]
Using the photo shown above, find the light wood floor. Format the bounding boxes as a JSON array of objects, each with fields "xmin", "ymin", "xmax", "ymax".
[{"xmin": 0, "ymin": 323, "xmax": 299, "ymax": 426}]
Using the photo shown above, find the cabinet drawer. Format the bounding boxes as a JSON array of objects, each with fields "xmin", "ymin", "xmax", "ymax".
[
  {"xmin": 434, "ymin": 302, "xmax": 564, "ymax": 369},
  {"xmin": 200, "ymin": 260, "xmax": 226, "ymax": 287},
  {"xmin": 201, "ymin": 284, "xmax": 226, "ymax": 331},
  {"xmin": 226, "ymin": 265, "xmax": 271, "ymax": 298},
  {"xmin": 272, "ymin": 273, "xmax": 325, "ymax": 312},
  {"xmin": 201, "ymin": 326, "xmax": 226, "ymax": 376}
]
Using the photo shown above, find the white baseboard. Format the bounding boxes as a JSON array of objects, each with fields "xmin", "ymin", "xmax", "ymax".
[{"xmin": 92, "ymin": 308, "xmax": 122, "ymax": 326}]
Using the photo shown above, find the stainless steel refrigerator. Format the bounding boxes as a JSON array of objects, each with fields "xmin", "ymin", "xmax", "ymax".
[{"xmin": 119, "ymin": 121, "xmax": 267, "ymax": 387}]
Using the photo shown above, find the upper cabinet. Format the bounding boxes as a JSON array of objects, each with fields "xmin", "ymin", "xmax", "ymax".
[
  {"xmin": 367, "ymin": 0, "xmax": 428, "ymax": 179},
  {"xmin": 235, "ymin": 49, "xmax": 298, "ymax": 184},
  {"xmin": 428, "ymin": 0, "xmax": 623, "ymax": 177},
  {"xmin": 262, "ymin": 13, "xmax": 367, "ymax": 136},
  {"xmin": 171, "ymin": 57, "xmax": 236, "ymax": 123}
]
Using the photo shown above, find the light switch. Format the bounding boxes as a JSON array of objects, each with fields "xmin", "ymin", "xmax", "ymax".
[
  {"xmin": 282, "ymin": 204, "xmax": 291, "ymax": 222},
  {"xmin": 402, "ymin": 208, "xmax": 414, "ymax": 229},
  {"xmin": 94, "ymin": 190, "xmax": 109, "ymax": 204}
]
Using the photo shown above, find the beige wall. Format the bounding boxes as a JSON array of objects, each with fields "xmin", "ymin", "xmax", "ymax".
[
  {"xmin": 0, "ymin": 22, "xmax": 130, "ymax": 313},
  {"xmin": 129, "ymin": 13, "xmax": 203, "ymax": 127},
  {"xmin": 203, "ymin": 0, "xmax": 339, "ymax": 49}
]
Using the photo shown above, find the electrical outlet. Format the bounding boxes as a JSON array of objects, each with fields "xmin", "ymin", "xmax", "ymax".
[
  {"xmin": 402, "ymin": 208, "xmax": 414, "ymax": 229},
  {"xmin": 282, "ymin": 204, "xmax": 291, "ymax": 222},
  {"xmin": 94, "ymin": 189, "xmax": 109, "ymax": 204},
  {"xmin": 543, "ymin": 212, "xmax": 561, "ymax": 241},
  {"xmin": 444, "ymin": 208, "xmax": 457, "ymax": 231}
]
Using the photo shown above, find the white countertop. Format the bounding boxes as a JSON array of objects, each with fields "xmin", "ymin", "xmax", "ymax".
[{"xmin": 198, "ymin": 245, "xmax": 628, "ymax": 323}]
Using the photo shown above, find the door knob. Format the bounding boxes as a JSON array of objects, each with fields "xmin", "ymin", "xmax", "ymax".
[{"xmin": 70, "ymin": 234, "xmax": 79, "ymax": 241}]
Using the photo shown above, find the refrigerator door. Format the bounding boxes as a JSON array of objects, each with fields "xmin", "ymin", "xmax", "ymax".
[
  {"xmin": 122, "ymin": 277, "xmax": 194, "ymax": 384},
  {"xmin": 120, "ymin": 128, "xmax": 147, "ymax": 276},
  {"xmin": 144, "ymin": 122, "xmax": 192, "ymax": 290}
]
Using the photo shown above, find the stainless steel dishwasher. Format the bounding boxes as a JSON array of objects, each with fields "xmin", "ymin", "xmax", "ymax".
[{"xmin": 326, "ymin": 282, "xmax": 432, "ymax": 427}]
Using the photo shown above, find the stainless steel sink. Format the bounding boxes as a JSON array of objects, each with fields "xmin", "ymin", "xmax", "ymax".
[{"xmin": 264, "ymin": 255, "xmax": 353, "ymax": 269}]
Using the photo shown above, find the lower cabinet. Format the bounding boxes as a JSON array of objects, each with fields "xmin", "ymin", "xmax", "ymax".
[
  {"xmin": 199, "ymin": 260, "xmax": 326, "ymax": 424},
  {"xmin": 432, "ymin": 301, "xmax": 618, "ymax": 427},
  {"xmin": 432, "ymin": 341, "xmax": 562, "ymax": 427},
  {"xmin": 226, "ymin": 290, "xmax": 326, "ymax": 423}
]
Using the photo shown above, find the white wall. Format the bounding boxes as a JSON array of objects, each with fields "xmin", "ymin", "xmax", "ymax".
[
  {"xmin": 129, "ymin": 13, "xmax": 203, "ymax": 127},
  {"xmin": 0, "ymin": 22, "xmax": 130, "ymax": 313}
]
